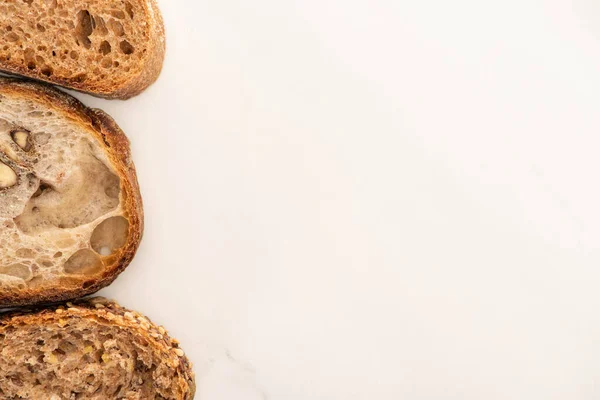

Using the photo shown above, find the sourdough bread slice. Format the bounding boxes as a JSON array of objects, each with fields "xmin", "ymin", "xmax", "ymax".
[
  {"xmin": 0, "ymin": 0, "xmax": 165, "ymax": 99},
  {"xmin": 0, "ymin": 78, "xmax": 143, "ymax": 307},
  {"xmin": 0, "ymin": 297, "xmax": 195, "ymax": 399}
]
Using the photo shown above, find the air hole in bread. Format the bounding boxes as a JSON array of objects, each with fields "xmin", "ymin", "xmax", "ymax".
[
  {"xmin": 95, "ymin": 16, "xmax": 108, "ymax": 36},
  {"xmin": 105, "ymin": 178, "xmax": 120, "ymax": 199},
  {"xmin": 99, "ymin": 40, "xmax": 111, "ymax": 55},
  {"xmin": 101, "ymin": 57, "xmax": 112, "ymax": 68},
  {"xmin": 119, "ymin": 40, "xmax": 134, "ymax": 55},
  {"xmin": 31, "ymin": 181, "xmax": 53, "ymax": 198},
  {"xmin": 33, "ymin": 132, "xmax": 49, "ymax": 145},
  {"xmin": 5, "ymin": 32, "xmax": 18, "ymax": 42},
  {"xmin": 14, "ymin": 154, "xmax": 120, "ymax": 234},
  {"xmin": 90, "ymin": 216, "xmax": 129, "ymax": 256},
  {"xmin": 107, "ymin": 19, "xmax": 124, "ymax": 36},
  {"xmin": 40, "ymin": 65, "xmax": 52, "ymax": 76},
  {"xmin": 63, "ymin": 249, "xmax": 102, "ymax": 275},
  {"xmin": 74, "ymin": 10, "xmax": 92, "ymax": 49},
  {"xmin": 125, "ymin": 2, "xmax": 134, "ymax": 18},
  {"xmin": 110, "ymin": 10, "xmax": 126, "ymax": 19},
  {"xmin": 24, "ymin": 47, "xmax": 34, "ymax": 64},
  {"xmin": 0, "ymin": 264, "xmax": 31, "ymax": 280},
  {"xmin": 15, "ymin": 248, "xmax": 34, "ymax": 258}
]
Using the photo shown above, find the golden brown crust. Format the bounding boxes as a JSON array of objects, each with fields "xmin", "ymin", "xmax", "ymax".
[
  {"xmin": 0, "ymin": 0, "xmax": 165, "ymax": 100},
  {"xmin": 106, "ymin": 0, "xmax": 165, "ymax": 99},
  {"xmin": 0, "ymin": 297, "xmax": 196, "ymax": 399},
  {"xmin": 0, "ymin": 78, "xmax": 144, "ymax": 307}
]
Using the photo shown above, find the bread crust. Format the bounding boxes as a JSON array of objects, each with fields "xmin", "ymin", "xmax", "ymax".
[
  {"xmin": 0, "ymin": 297, "xmax": 196, "ymax": 399},
  {"xmin": 0, "ymin": 78, "xmax": 144, "ymax": 307},
  {"xmin": 0, "ymin": 0, "xmax": 165, "ymax": 100}
]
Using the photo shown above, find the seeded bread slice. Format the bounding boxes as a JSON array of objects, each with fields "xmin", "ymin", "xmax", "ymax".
[
  {"xmin": 0, "ymin": 78, "xmax": 143, "ymax": 307},
  {"xmin": 0, "ymin": 0, "xmax": 165, "ymax": 99},
  {"xmin": 0, "ymin": 297, "xmax": 195, "ymax": 399}
]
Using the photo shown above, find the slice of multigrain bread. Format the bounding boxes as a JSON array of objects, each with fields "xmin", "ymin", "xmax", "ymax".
[
  {"xmin": 0, "ymin": 0, "xmax": 165, "ymax": 99},
  {"xmin": 0, "ymin": 297, "xmax": 196, "ymax": 399},
  {"xmin": 0, "ymin": 78, "xmax": 143, "ymax": 307}
]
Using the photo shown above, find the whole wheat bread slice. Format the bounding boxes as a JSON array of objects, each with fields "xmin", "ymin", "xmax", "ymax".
[
  {"xmin": 0, "ymin": 0, "xmax": 165, "ymax": 99},
  {"xmin": 0, "ymin": 78, "xmax": 143, "ymax": 307},
  {"xmin": 0, "ymin": 297, "xmax": 195, "ymax": 399}
]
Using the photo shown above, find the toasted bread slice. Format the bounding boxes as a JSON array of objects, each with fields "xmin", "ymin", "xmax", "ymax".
[
  {"xmin": 0, "ymin": 0, "xmax": 165, "ymax": 99},
  {"xmin": 0, "ymin": 297, "xmax": 195, "ymax": 399},
  {"xmin": 0, "ymin": 78, "xmax": 143, "ymax": 307}
]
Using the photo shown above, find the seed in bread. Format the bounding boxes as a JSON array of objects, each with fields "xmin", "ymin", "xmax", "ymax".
[
  {"xmin": 0, "ymin": 78, "xmax": 143, "ymax": 307},
  {"xmin": 11, "ymin": 129, "xmax": 31, "ymax": 151},
  {"xmin": 0, "ymin": 297, "xmax": 195, "ymax": 399},
  {"xmin": 0, "ymin": 161, "xmax": 17, "ymax": 189},
  {"xmin": 0, "ymin": 0, "xmax": 165, "ymax": 99}
]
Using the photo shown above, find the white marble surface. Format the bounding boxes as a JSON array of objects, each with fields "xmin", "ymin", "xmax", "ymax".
[{"xmin": 71, "ymin": 0, "xmax": 600, "ymax": 398}]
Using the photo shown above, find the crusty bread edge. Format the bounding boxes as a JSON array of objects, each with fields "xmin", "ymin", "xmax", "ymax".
[
  {"xmin": 109, "ymin": 0, "xmax": 166, "ymax": 99},
  {"xmin": 0, "ymin": 0, "xmax": 165, "ymax": 100},
  {"xmin": 0, "ymin": 297, "xmax": 196, "ymax": 399},
  {"xmin": 0, "ymin": 78, "xmax": 144, "ymax": 307}
]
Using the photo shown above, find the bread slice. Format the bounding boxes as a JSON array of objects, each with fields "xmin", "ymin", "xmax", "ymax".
[
  {"xmin": 0, "ymin": 297, "xmax": 195, "ymax": 399},
  {"xmin": 0, "ymin": 0, "xmax": 165, "ymax": 99},
  {"xmin": 0, "ymin": 78, "xmax": 143, "ymax": 307}
]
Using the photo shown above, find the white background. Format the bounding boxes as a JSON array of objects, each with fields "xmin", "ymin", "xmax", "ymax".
[{"xmin": 74, "ymin": 0, "xmax": 600, "ymax": 398}]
